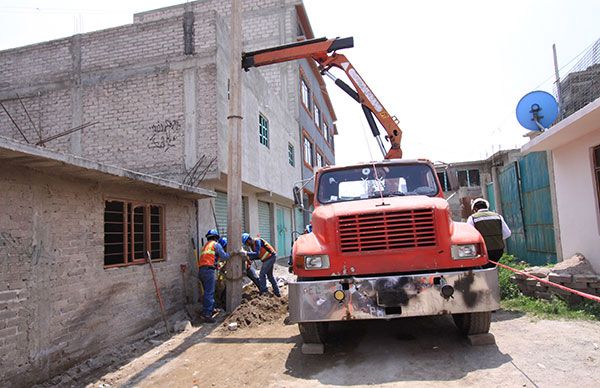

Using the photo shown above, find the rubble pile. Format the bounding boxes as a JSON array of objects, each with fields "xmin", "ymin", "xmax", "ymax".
[
  {"xmin": 222, "ymin": 289, "xmax": 288, "ymax": 329},
  {"xmin": 512, "ymin": 253, "xmax": 600, "ymax": 303}
]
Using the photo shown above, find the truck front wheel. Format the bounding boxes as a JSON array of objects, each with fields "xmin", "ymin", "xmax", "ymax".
[
  {"xmin": 452, "ymin": 311, "xmax": 492, "ymax": 335},
  {"xmin": 298, "ymin": 322, "xmax": 328, "ymax": 344}
]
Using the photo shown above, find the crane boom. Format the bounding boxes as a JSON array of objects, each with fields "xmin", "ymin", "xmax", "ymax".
[{"xmin": 242, "ymin": 37, "xmax": 402, "ymax": 159}]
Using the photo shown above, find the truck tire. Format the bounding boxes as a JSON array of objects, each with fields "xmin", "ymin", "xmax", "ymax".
[
  {"xmin": 298, "ymin": 322, "xmax": 328, "ymax": 344},
  {"xmin": 452, "ymin": 311, "xmax": 491, "ymax": 335}
]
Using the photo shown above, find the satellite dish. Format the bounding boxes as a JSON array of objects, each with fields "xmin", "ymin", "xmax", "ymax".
[{"xmin": 516, "ymin": 90, "xmax": 559, "ymax": 131}]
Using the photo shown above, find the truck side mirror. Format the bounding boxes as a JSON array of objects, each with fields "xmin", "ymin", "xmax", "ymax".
[{"xmin": 293, "ymin": 186, "xmax": 303, "ymax": 208}]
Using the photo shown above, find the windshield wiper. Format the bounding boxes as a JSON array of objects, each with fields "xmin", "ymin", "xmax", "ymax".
[{"xmin": 385, "ymin": 191, "xmax": 406, "ymax": 197}]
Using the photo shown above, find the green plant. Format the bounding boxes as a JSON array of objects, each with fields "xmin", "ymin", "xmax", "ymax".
[
  {"xmin": 502, "ymin": 295, "xmax": 600, "ymax": 321},
  {"xmin": 497, "ymin": 254, "xmax": 527, "ymax": 300}
]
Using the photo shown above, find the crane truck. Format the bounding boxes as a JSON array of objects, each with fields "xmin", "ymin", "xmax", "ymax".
[{"xmin": 242, "ymin": 37, "xmax": 500, "ymax": 345}]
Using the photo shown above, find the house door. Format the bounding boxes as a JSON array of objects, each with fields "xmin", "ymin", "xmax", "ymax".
[
  {"xmin": 498, "ymin": 152, "xmax": 556, "ymax": 265},
  {"xmin": 276, "ymin": 205, "xmax": 292, "ymax": 258}
]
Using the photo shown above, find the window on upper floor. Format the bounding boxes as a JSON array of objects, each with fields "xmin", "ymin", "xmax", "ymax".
[
  {"xmin": 288, "ymin": 143, "xmax": 295, "ymax": 167},
  {"xmin": 259, "ymin": 113, "xmax": 269, "ymax": 148},
  {"xmin": 457, "ymin": 169, "xmax": 480, "ymax": 187},
  {"xmin": 303, "ymin": 136, "xmax": 313, "ymax": 167},
  {"xmin": 104, "ymin": 200, "xmax": 165, "ymax": 267},
  {"xmin": 594, "ymin": 145, "xmax": 600, "ymax": 213},
  {"xmin": 301, "ymin": 78, "xmax": 310, "ymax": 110},
  {"xmin": 323, "ymin": 121, "xmax": 330, "ymax": 143},
  {"xmin": 316, "ymin": 153, "xmax": 323, "ymax": 168},
  {"xmin": 314, "ymin": 104, "xmax": 321, "ymax": 129}
]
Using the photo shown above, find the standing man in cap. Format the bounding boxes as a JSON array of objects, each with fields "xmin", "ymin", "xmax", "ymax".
[{"xmin": 467, "ymin": 198, "xmax": 512, "ymax": 260}]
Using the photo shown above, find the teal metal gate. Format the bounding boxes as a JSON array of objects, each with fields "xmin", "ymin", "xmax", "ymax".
[{"xmin": 498, "ymin": 152, "xmax": 556, "ymax": 265}]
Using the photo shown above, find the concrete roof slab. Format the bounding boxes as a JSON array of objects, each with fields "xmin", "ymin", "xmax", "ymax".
[{"xmin": 0, "ymin": 136, "xmax": 215, "ymax": 200}]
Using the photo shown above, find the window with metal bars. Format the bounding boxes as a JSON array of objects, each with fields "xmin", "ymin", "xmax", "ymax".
[
  {"xmin": 288, "ymin": 142, "xmax": 295, "ymax": 166},
  {"xmin": 104, "ymin": 200, "xmax": 164, "ymax": 267},
  {"xmin": 259, "ymin": 113, "xmax": 269, "ymax": 148},
  {"xmin": 457, "ymin": 169, "xmax": 480, "ymax": 187},
  {"xmin": 437, "ymin": 171, "xmax": 451, "ymax": 191}
]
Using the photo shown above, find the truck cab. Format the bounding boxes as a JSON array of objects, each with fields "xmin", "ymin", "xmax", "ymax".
[{"xmin": 290, "ymin": 159, "xmax": 500, "ymax": 344}]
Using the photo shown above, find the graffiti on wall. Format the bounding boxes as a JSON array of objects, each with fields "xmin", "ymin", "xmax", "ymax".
[{"xmin": 148, "ymin": 119, "xmax": 181, "ymax": 151}]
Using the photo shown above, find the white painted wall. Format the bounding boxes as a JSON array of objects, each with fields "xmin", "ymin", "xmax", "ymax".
[{"xmin": 552, "ymin": 129, "xmax": 600, "ymax": 271}]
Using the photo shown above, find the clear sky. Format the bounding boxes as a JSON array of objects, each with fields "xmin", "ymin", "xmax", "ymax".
[{"xmin": 1, "ymin": 1, "xmax": 600, "ymax": 165}]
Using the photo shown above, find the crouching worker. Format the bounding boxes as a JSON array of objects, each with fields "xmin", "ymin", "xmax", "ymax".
[
  {"xmin": 198, "ymin": 229, "xmax": 229, "ymax": 323},
  {"xmin": 219, "ymin": 237, "xmax": 261, "ymax": 291},
  {"xmin": 242, "ymin": 233, "xmax": 281, "ymax": 297}
]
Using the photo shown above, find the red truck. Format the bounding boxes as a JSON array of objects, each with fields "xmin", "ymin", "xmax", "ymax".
[{"xmin": 243, "ymin": 37, "xmax": 500, "ymax": 345}]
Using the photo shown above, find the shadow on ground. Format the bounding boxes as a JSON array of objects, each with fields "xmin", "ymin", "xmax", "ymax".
[
  {"xmin": 283, "ymin": 314, "xmax": 512, "ymax": 386},
  {"xmin": 493, "ymin": 309, "xmax": 526, "ymax": 322}
]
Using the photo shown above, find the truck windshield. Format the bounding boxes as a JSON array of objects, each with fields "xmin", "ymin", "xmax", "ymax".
[{"xmin": 317, "ymin": 163, "xmax": 439, "ymax": 204}]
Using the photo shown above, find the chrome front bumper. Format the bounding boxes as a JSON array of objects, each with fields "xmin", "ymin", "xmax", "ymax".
[{"xmin": 288, "ymin": 267, "xmax": 500, "ymax": 323}]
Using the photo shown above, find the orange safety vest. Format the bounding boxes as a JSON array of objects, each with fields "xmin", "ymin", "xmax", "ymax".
[
  {"xmin": 257, "ymin": 238, "xmax": 276, "ymax": 261},
  {"xmin": 198, "ymin": 241, "xmax": 217, "ymax": 268}
]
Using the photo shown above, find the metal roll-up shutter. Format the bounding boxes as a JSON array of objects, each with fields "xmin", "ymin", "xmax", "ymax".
[
  {"xmin": 215, "ymin": 191, "xmax": 228, "ymax": 237},
  {"xmin": 257, "ymin": 200, "xmax": 272, "ymax": 243},
  {"xmin": 242, "ymin": 196, "xmax": 248, "ymax": 233},
  {"xmin": 215, "ymin": 191, "xmax": 248, "ymax": 237}
]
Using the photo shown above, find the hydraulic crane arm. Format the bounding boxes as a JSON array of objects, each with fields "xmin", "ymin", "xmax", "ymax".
[{"xmin": 242, "ymin": 37, "xmax": 402, "ymax": 159}]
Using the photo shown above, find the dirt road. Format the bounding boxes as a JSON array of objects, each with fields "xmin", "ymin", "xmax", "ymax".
[{"xmin": 80, "ymin": 308, "xmax": 600, "ymax": 388}]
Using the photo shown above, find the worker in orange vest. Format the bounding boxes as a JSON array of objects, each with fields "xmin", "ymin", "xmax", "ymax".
[
  {"xmin": 198, "ymin": 229, "xmax": 229, "ymax": 323},
  {"xmin": 242, "ymin": 233, "xmax": 281, "ymax": 297}
]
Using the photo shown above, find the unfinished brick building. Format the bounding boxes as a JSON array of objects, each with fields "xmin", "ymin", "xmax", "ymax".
[{"xmin": 0, "ymin": 0, "xmax": 337, "ymax": 385}]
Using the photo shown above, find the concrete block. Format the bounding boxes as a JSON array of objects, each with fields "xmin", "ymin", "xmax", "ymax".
[
  {"xmin": 301, "ymin": 343, "xmax": 325, "ymax": 355},
  {"xmin": 525, "ymin": 278, "xmax": 539, "ymax": 286},
  {"xmin": 533, "ymin": 291, "xmax": 553, "ymax": 300},
  {"xmin": 467, "ymin": 333, "xmax": 496, "ymax": 346},
  {"xmin": 573, "ymin": 274, "xmax": 600, "ymax": 283},
  {"xmin": 548, "ymin": 273, "xmax": 572, "ymax": 283}
]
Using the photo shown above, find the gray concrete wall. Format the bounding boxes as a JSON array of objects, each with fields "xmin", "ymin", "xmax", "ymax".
[
  {"xmin": 0, "ymin": 0, "xmax": 306, "ymax": 184},
  {"xmin": 0, "ymin": 164, "xmax": 197, "ymax": 387}
]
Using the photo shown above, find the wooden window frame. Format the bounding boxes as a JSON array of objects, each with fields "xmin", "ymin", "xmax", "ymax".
[
  {"xmin": 104, "ymin": 198, "xmax": 166, "ymax": 269},
  {"xmin": 316, "ymin": 151, "xmax": 324, "ymax": 169},
  {"xmin": 323, "ymin": 120, "xmax": 330, "ymax": 144},
  {"xmin": 300, "ymin": 76, "xmax": 311, "ymax": 113},
  {"xmin": 259, "ymin": 113, "xmax": 269, "ymax": 148},
  {"xmin": 288, "ymin": 142, "xmax": 295, "ymax": 167},
  {"xmin": 302, "ymin": 129, "xmax": 314, "ymax": 169},
  {"xmin": 313, "ymin": 103, "xmax": 321, "ymax": 130}
]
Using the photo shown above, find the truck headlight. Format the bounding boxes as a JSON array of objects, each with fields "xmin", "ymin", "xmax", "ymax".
[
  {"xmin": 304, "ymin": 255, "xmax": 330, "ymax": 270},
  {"xmin": 451, "ymin": 244, "xmax": 479, "ymax": 259}
]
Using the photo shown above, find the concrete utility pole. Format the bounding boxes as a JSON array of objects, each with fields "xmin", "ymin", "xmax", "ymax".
[{"xmin": 225, "ymin": 0, "xmax": 244, "ymax": 313}]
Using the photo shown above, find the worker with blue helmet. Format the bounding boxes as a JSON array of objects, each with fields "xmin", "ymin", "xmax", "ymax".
[
  {"xmin": 218, "ymin": 237, "xmax": 227, "ymax": 249},
  {"xmin": 218, "ymin": 235, "xmax": 260, "ymax": 291},
  {"xmin": 198, "ymin": 229, "xmax": 229, "ymax": 323},
  {"xmin": 243, "ymin": 232, "xmax": 281, "ymax": 297}
]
